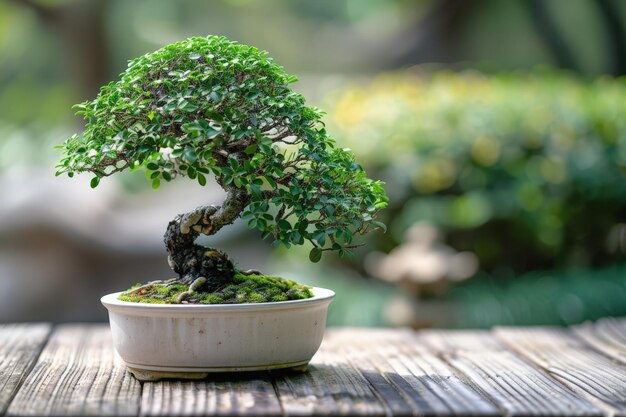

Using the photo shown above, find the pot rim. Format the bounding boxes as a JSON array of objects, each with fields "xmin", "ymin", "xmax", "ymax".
[{"xmin": 101, "ymin": 286, "xmax": 334, "ymax": 313}]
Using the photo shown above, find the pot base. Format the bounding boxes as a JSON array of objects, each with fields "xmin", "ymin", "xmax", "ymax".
[{"xmin": 127, "ymin": 361, "xmax": 309, "ymax": 381}]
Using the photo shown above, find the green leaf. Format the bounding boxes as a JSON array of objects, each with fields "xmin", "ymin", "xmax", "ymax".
[
  {"xmin": 313, "ymin": 231, "xmax": 326, "ymax": 246},
  {"xmin": 309, "ymin": 247, "xmax": 322, "ymax": 263},
  {"xmin": 197, "ymin": 173, "xmax": 207, "ymax": 186},
  {"xmin": 371, "ymin": 220, "xmax": 387, "ymax": 233},
  {"xmin": 209, "ymin": 91, "xmax": 222, "ymax": 102},
  {"xmin": 244, "ymin": 144, "xmax": 258, "ymax": 154},
  {"xmin": 204, "ymin": 125, "xmax": 221, "ymax": 139},
  {"xmin": 90, "ymin": 177, "xmax": 100, "ymax": 188},
  {"xmin": 291, "ymin": 231, "xmax": 303, "ymax": 244},
  {"xmin": 181, "ymin": 122, "xmax": 203, "ymax": 133},
  {"xmin": 277, "ymin": 219, "xmax": 291, "ymax": 231},
  {"xmin": 178, "ymin": 99, "xmax": 198, "ymax": 112},
  {"xmin": 163, "ymin": 101, "xmax": 177, "ymax": 112},
  {"xmin": 184, "ymin": 147, "xmax": 197, "ymax": 163},
  {"xmin": 152, "ymin": 178, "xmax": 161, "ymax": 189}
]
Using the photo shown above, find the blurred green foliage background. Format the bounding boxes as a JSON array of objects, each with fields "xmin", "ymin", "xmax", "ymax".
[
  {"xmin": 2, "ymin": 0, "xmax": 626, "ymax": 326},
  {"xmin": 329, "ymin": 72, "xmax": 626, "ymax": 272}
]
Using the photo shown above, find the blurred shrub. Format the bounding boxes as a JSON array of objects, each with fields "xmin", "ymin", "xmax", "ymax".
[
  {"xmin": 449, "ymin": 264, "xmax": 626, "ymax": 327},
  {"xmin": 326, "ymin": 70, "xmax": 626, "ymax": 273}
]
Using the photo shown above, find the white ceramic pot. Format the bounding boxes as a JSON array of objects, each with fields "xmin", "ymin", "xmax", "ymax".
[{"xmin": 101, "ymin": 287, "xmax": 334, "ymax": 379}]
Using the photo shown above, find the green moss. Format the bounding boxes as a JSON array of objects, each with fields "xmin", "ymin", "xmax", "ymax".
[
  {"xmin": 118, "ymin": 283, "xmax": 189, "ymax": 304},
  {"xmin": 118, "ymin": 273, "xmax": 314, "ymax": 304}
]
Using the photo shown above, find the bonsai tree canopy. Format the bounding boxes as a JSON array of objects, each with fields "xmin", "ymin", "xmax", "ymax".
[{"xmin": 56, "ymin": 36, "xmax": 387, "ymax": 301}]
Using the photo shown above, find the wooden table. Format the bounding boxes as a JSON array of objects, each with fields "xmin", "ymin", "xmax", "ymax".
[{"xmin": 2, "ymin": 319, "xmax": 626, "ymax": 417}]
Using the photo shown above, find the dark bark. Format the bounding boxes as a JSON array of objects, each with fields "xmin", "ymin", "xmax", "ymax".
[{"xmin": 163, "ymin": 188, "xmax": 250, "ymax": 292}]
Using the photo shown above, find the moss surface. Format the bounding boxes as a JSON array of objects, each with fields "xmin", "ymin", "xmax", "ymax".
[{"xmin": 118, "ymin": 273, "xmax": 314, "ymax": 304}]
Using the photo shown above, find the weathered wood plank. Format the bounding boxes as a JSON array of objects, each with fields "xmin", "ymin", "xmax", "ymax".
[
  {"xmin": 5, "ymin": 324, "xmax": 626, "ymax": 417},
  {"xmin": 418, "ymin": 329, "xmax": 501, "ymax": 354},
  {"xmin": 273, "ymin": 329, "xmax": 412, "ymax": 417},
  {"xmin": 421, "ymin": 329, "xmax": 602, "ymax": 417},
  {"xmin": 272, "ymin": 350, "xmax": 387, "ymax": 417},
  {"xmin": 273, "ymin": 328, "xmax": 499, "ymax": 417},
  {"xmin": 496, "ymin": 327, "xmax": 626, "ymax": 417},
  {"xmin": 7, "ymin": 324, "xmax": 141, "ymax": 417},
  {"xmin": 572, "ymin": 317, "xmax": 626, "ymax": 363},
  {"xmin": 140, "ymin": 375, "xmax": 282, "ymax": 417},
  {"xmin": 0, "ymin": 323, "xmax": 51, "ymax": 416},
  {"xmin": 337, "ymin": 328, "xmax": 501, "ymax": 417}
]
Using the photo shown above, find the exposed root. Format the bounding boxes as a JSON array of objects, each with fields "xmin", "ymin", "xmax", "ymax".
[
  {"xmin": 125, "ymin": 278, "xmax": 180, "ymax": 295},
  {"xmin": 176, "ymin": 276, "xmax": 207, "ymax": 304},
  {"xmin": 238, "ymin": 269, "xmax": 263, "ymax": 276}
]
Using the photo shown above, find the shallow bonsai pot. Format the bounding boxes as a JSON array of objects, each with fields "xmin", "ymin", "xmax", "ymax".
[{"xmin": 101, "ymin": 287, "xmax": 334, "ymax": 380}]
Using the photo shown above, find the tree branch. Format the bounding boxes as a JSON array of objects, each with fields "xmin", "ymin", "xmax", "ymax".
[{"xmin": 212, "ymin": 187, "xmax": 251, "ymax": 231}]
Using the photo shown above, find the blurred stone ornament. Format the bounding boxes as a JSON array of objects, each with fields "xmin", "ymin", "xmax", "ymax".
[
  {"xmin": 367, "ymin": 222, "xmax": 478, "ymax": 328},
  {"xmin": 365, "ymin": 222, "xmax": 478, "ymax": 286}
]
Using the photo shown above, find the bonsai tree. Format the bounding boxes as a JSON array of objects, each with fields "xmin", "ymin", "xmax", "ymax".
[{"xmin": 56, "ymin": 36, "xmax": 387, "ymax": 303}]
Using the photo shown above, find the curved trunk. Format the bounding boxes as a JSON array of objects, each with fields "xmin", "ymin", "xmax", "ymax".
[{"xmin": 163, "ymin": 188, "xmax": 250, "ymax": 293}]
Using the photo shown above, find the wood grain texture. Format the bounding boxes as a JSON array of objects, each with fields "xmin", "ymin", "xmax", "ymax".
[
  {"xmin": 0, "ymin": 323, "xmax": 51, "ymax": 416},
  {"xmin": 496, "ymin": 326, "xmax": 626, "ymax": 417},
  {"xmin": 273, "ymin": 328, "xmax": 499, "ymax": 417},
  {"xmin": 420, "ymin": 330, "xmax": 602, "ymax": 417},
  {"xmin": 572, "ymin": 317, "xmax": 626, "ymax": 363},
  {"xmin": 6, "ymin": 324, "xmax": 626, "ymax": 417},
  {"xmin": 6, "ymin": 324, "xmax": 140, "ymax": 417},
  {"xmin": 272, "ymin": 351, "xmax": 387, "ymax": 417},
  {"xmin": 418, "ymin": 329, "xmax": 501, "ymax": 354},
  {"xmin": 140, "ymin": 376, "xmax": 282, "ymax": 417}
]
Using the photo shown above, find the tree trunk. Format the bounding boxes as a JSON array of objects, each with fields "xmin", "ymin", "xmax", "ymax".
[
  {"xmin": 164, "ymin": 206, "xmax": 235, "ymax": 291},
  {"xmin": 163, "ymin": 188, "xmax": 250, "ymax": 293}
]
